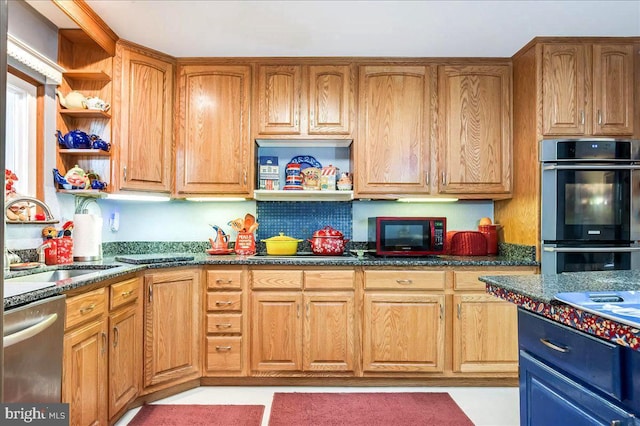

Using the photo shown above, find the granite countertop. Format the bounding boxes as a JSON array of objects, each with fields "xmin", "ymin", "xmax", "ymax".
[
  {"xmin": 480, "ymin": 270, "xmax": 640, "ymax": 350},
  {"xmin": 479, "ymin": 270, "xmax": 640, "ymax": 304},
  {"xmin": 3, "ymin": 252, "xmax": 537, "ymax": 310}
]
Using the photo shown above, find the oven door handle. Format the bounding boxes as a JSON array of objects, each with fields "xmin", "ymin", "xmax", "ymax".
[
  {"xmin": 543, "ymin": 164, "xmax": 640, "ymax": 171},
  {"xmin": 543, "ymin": 246, "xmax": 640, "ymax": 253}
]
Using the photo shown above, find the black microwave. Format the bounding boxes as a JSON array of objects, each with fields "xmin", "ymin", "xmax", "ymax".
[{"xmin": 368, "ymin": 217, "xmax": 446, "ymax": 256}]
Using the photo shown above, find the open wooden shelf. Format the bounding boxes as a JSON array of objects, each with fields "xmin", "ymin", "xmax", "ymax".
[
  {"xmin": 254, "ymin": 189, "xmax": 354, "ymax": 201},
  {"xmin": 64, "ymin": 70, "xmax": 111, "ymax": 83},
  {"xmin": 58, "ymin": 148, "xmax": 110, "ymax": 156},
  {"xmin": 59, "ymin": 109, "xmax": 111, "ymax": 119}
]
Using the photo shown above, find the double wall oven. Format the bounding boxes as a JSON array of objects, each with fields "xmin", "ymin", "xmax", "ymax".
[{"xmin": 541, "ymin": 138, "xmax": 640, "ymax": 274}]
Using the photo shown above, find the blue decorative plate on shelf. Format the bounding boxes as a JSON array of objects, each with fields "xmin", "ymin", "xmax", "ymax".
[{"xmin": 288, "ymin": 155, "xmax": 322, "ymax": 170}]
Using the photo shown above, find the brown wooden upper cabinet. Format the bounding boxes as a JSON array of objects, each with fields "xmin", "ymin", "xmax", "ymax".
[
  {"xmin": 542, "ymin": 43, "xmax": 634, "ymax": 136},
  {"xmin": 114, "ymin": 42, "xmax": 174, "ymax": 193},
  {"xmin": 175, "ymin": 64, "xmax": 252, "ymax": 196},
  {"xmin": 437, "ymin": 64, "xmax": 512, "ymax": 197},
  {"xmin": 355, "ymin": 65, "xmax": 433, "ymax": 197},
  {"xmin": 255, "ymin": 64, "xmax": 355, "ymax": 138}
]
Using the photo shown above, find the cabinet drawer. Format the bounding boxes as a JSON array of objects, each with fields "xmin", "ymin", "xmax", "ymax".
[
  {"xmin": 207, "ymin": 313, "xmax": 242, "ymax": 334},
  {"xmin": 520, "ymin": 350, "xmax": 635, "ymax": 425},
  {"xmin": 518, "ymin": 309, "xmax": 623, "ymax": 400},
  {"xmin": 364, "ymin": 270, "xmax": 445, "ymax": 290},
  {"xmin": 207, "ymin": 269, "xmax": 243, "ymax": 290},
  {"xmin": 454, "ymin": 270, "xmax": 536, "ymax": 291},
  {"xmin": 206, "ymin": 336, "xmax": 242, "ymax": 372},
  {"xmin": 65, "ymin": 287, "xmax": 107, "ymax": 330},
  {"xmin": 207, "ymin": 292, "xmax": 242, "ymax": 311},
  {"xmin": 252, "ymin": 270, "xmax": 303, "ymax": 289},
  {"xmin": 304, "ymin": 270, "xmax": 355, "ymax": 290},
  {"xmin": 109, "ymin": 278, "xmax": 140, "ymax": 310}
]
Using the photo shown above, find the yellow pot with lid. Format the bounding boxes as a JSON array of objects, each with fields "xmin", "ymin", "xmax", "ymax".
[{"xmin": 261, "ymin": 232, "xmax": 302, "ymax": 255}]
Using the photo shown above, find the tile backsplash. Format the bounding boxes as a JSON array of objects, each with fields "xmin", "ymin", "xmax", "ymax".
[{"xmin": 256, "ymin": 201, "xmax": 353, "ymax": 241}]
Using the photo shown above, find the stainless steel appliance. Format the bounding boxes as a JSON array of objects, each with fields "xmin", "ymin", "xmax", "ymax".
[
  {"xmin": 368, "ymin": 217, "xmax": 446, "ymax": 256},
  {"xmin": 3, "ymin": 294, "xmax": 65, "ymax": 402},
  {"xmin": 540, "ymin": 138, "xmax": 640, "ymax": 274}
]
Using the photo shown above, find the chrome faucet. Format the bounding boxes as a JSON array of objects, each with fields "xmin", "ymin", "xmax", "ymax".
[
  {"xmin": 36, "ymin": 242, "xmax": 52, "ymax": 264},
  {"xmin": 5, "ymin": 196, "xmax": 56, "ymax": 222}
]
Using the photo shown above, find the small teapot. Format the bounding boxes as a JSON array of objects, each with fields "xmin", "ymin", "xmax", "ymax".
[
  {"xmin": 56, "ymin": 90, "xmax": 86, "ymax": 110},
  {"xmin": 209, "ymin": 224, "xmax": 230, "ymax": 250},
  {"xmin": 57, "ymin": 129, "xmax": 92, "ymax": 149},
  {"xmin": 83, "ymin": 97, "xmax": 110, "ymax": 112},
  {"xmin": 90, "ymin": 136, "xmax": 111, "ymax": 152}
]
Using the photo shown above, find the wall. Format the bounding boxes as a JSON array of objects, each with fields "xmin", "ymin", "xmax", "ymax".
[{"xmin": 4, "ymin": 2, "xmax": 495, "ymax": 252}]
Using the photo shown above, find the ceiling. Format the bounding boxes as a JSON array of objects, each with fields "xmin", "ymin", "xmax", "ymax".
[{"xmin": 29, "ymin": 0, "xmax": 640, "ymax": 58}]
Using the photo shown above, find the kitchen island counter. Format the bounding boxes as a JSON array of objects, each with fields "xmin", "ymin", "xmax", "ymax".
[{"xmin": 480, "ymin": 270, "xmax": 640, "ymax": 351}]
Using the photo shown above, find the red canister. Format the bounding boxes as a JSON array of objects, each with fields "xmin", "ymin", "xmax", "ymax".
[
  {"xmin": 43, "ymin": 238, "xmax": 58, "ymax": 265},
  {"xmin": 56, "ymin": 236, "xmax": 74, "ymax": 264},
  {"xmin": 478, "ymin": 225, "xmax": 499, "ymax": 255}
]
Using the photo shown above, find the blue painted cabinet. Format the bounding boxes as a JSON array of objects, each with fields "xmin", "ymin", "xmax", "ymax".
[{"xmin": 518, "ymin": 308, "xmax": 638, "ymax": 426}]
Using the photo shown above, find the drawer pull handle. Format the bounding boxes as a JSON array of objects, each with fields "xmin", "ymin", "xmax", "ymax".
[
  {"xmin": 121, "ymin": 290, "xmax": 133, "ymax": 298},
  {"xmin": 396, "ymin": 279, "xmax": 413, "ymax": 285},
  {"xmin": 215, "ymin": 301, "xmax": 233, "ymax": 306},
  {"xmin": 79, "ymin": 303, "xmax": 96, "ymax": 314},
  {"xmin": 216, "ymin": 323, "xmax": 232, "ymax": 328},
  {"xmin": 215, "ymin": 345, "xmax": 232, "ymax": 351},
  {"xmin": 215, "ymin": 279, "xmax": 233, "ymax": 284},
  {"xmin": 539, "ymin": 338, "xmax": 569, "ymax": 353}
]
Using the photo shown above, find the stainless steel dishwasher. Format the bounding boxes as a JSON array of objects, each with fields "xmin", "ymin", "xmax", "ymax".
[{"xmin": 3, "ymin": 294, "xmax": 66, "ymax": 402}]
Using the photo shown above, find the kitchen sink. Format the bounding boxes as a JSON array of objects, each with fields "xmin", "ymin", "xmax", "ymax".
[{"xmin": 6, "ymin": 267, "xmax": 116, "ymax": 283}]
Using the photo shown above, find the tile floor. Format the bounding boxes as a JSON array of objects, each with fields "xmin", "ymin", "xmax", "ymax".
[{"xmin": 114, "ymin": 386, "xmax": 520, "ymax": 426}]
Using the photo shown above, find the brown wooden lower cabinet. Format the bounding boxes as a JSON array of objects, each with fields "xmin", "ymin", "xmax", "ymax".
[
  {"xmin": 452, "ymin": 293, "xmax": 518, "ymax": 373},
  {"xmin": 62, "ymin": 264, "xmax": 535, "ymax": 426},
  {"xmin": 143, "ymin": 269, "xmax": 201, "ymax": 392},
  {"xmin": 451, "ymin": 269, "xmax": 537, "ymax": 375},
  {"xmin": 63, "ymin": 311, "xmax": 108, "ymax": 426},
  {"xmin": 362, "ymin": 293, "xmax": 445, "ymax": 373},
  {"xmin": 108, "ymin": 298, "xmax": 142, "ymax": 418},
  {"xmin": 250, "ymin": 268, "xmax": 356, "ymax": 374},
  {"xmin": 204, "ymin": 267, "xmax": 247, "ymax": 376},
  {"xmin": 63, "ymin": 278, "xmax": 143, "ymax": 426}
]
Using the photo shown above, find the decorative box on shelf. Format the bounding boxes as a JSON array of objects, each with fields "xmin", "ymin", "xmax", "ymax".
[{"xmin": 259, "ymin": 156, "xmax": 280, "ymax": 190}]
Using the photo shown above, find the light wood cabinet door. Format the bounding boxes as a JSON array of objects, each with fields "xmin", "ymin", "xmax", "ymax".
[
  {"xmin": 542, "ymin": 44, "xmax": 587, "ymax": 135},
  {"xmin": 251, "ymin": 291, "xmax": 303, "ymax": 371},
  {"xmin": 176, "ymin": 64, "xmax": 252, "ymax": 195},
  {"xmin": 143, "ymin": 269, "xmax": 200, "ymax": 391},
  {"xmin": 308, "ymin": 65, "xmax": 353, "ymax": 135},
  {"xmin": 592, "ymin": 44, "xmax": 634, "ymax": 135},
  {"xmin": 257, "ymin": 65, "xmax": 302, "ymax": 135},
  {"xmin": 452, "ymin": 294, "xmax": 518, "ymax": 373},
  {"xmin": 542, "ymin": 42, "xmax": 634, "ymax": 137},
  {"xmin": 356, "ymin": 65, "xmax": 432, "ymax": 196},
  {"xmin": 362, "ymin": 293, "xmax": 444, "ymax": 372},
  {"xmin": 63, "ymin": 319, "xmax": 108, "ymax": 426},
  {"xmin": 303, "ymin": 292, "xmax": 355, "ymax": 372},
  {"xmin": 116, "ymin": 44, "xmax": 174, "ymax": 192},
  {"xmin": 108, "ymin": 302, "xmax": 142, "ymax": 419},
  {"xmin": 438, "ymin": 65, "xmax": 512, "ymax": 195}
]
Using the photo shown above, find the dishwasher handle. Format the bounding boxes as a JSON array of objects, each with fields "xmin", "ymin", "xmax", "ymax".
[{"xmin": 3, "ymin": 313, "xmax": 59, "ymax": 348}]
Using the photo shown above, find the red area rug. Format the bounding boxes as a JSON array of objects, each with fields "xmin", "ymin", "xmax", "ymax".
[
  {"xmin": 268, "ymin": 392, "xmax": 474, "ymax": 426},
  {"xmin": 128, "ymin": 404, "xmax": 265, "ymax": 426}
]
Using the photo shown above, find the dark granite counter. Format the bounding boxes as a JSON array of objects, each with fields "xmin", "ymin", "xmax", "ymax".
[
  {"xmin": 479, "ymin": 270, "xmax": 640, "ymax": 351},
  {"xmin": 3, "ymin": 252, "xmax": 537, "ymax": 310}
]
